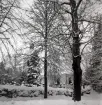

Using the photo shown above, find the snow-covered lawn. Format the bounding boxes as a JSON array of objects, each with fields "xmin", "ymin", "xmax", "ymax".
[{"xmin": 0, "ymin": 99, "xmax": 101, "ymax": 105}]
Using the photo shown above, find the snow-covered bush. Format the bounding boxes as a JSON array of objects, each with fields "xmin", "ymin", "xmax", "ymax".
[
  {"xmin": 56, "ymin": 91, "xmax": 64, "ymax": 95},
  {"xmin": 34, "ymin": 91, "xmax": 40, "ymax": 97},
  {"xmin": 0, "ymin": 85, "xmax": 91, "ymax": 98},
  {"xmin": 64, "ymin": 91, "xmax": 71, "ymax": 96},
  {"xmin": 0, "ymin": 88, "xmax": 18, "ymax": 98},
  {"xmin": 39, "ymin": 90, "xmax": 44, "ymax": 95},
  {"xmin": 19, "ymin": 90, "xmax": 29, "ymax": 97},
  {"xmin": 48, "ymin": 90, "xmax": 53, "ymax": 96},
  {"xmin": 92, "ymin": 84, "xmax": 102, "ymax": 93}
]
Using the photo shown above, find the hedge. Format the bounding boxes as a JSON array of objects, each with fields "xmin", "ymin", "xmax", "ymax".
[{"xmin": 0, "ymin": 85, "xmax": 91, "ymax": 98}]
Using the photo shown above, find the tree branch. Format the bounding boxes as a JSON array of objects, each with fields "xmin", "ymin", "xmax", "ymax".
[
  {"xmin": 79, "ymin": 19, "xmax": 101, "ymax": 24},
  {"xmin": 61, "ymin": 2, "xmax": 70, "ymax": 6},
  {"xmin": 0, "ymin": 0, "xmax": 16, "ymax": 27},
  {"xmin": 64, "ymin": 10, "xmax": 72, "ymax": 14},
  {"xmin": 76, "ymin": 0, "xmax": 83, "ymax": 9},
  {"xmin": 80, "ymin": 40, "xmax": 92, "ymax": 55}
]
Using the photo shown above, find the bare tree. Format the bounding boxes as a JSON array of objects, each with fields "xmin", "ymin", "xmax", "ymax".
[
  {"xmin": 21, "ymin": 0, "xmax": 70, "ymax": 98},
  {"xmin": 56, "ymin": 0, "xmax": 102, "ymax": 101}
]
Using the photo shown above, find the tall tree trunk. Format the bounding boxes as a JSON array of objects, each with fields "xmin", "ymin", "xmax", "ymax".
[
  {"xmin": 44, "ymin": 0, "xmax": 48, "ymax": 99},
  {"xmin": 70, "ymin": 0, "xmax": 82, "ymax": 101}
]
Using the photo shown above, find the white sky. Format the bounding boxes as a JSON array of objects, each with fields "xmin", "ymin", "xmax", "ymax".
[{"xmin": 21, "ymin": 0, "xmax": 33, "ymax": 8}]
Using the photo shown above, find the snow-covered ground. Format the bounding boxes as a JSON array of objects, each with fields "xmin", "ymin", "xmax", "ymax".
[
  {"xmin": 0, "ymin": 90, "xmax": 102, "ymax": 105},
  {"xmin": 0, "ymin": 99, "xmax": 101, "ymax": 105}
]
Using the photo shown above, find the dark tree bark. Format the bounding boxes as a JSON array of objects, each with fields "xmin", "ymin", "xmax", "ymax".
[
  {"xmin": 44, "ymin": 55, "xmax": 47, "ymax": 98},
  {"xmin": 44, "ymin": 0, "xmax": 48, "ymax": 99},
  {"xmin": 70, "ymin": 0, "xmax": 82, "ymax": 101}
]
